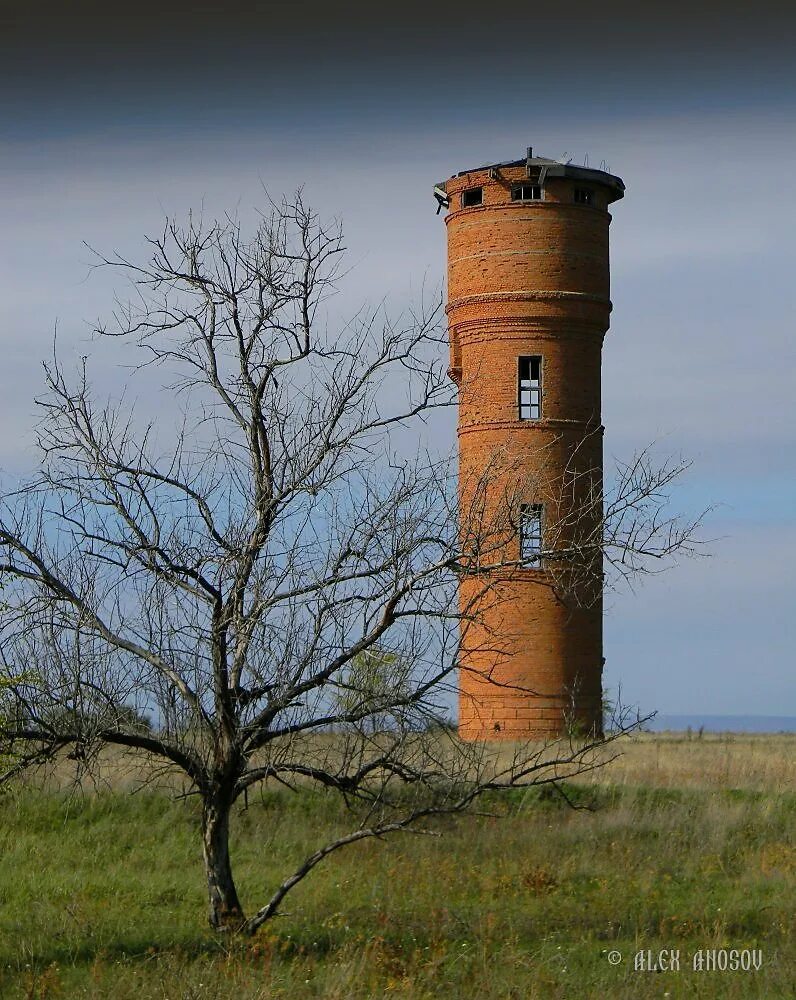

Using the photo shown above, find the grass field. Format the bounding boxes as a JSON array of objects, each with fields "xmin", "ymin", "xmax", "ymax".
[{"xmin": 0, "ymin": 733, "xmax": 793, "ymax": 999}]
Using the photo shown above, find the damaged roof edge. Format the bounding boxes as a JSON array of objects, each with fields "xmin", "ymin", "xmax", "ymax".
[{"xmin": 436, "ymin": 158, "xmax": 625, "ymax": 201}]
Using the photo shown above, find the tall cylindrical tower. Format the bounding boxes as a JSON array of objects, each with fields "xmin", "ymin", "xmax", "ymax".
[{"xmin": 437, "ymin": 148, "xmax": 625, "ymax": 740}]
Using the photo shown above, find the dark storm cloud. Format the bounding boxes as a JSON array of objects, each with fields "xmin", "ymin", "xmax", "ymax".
[{"xmin": 2, "ymin": 1, "xmax": 794, "ymax": 138}]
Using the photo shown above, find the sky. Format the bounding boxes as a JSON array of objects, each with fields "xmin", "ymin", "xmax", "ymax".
[{"xmin": 1, "ymin": 1, "xmax": 794, "ymax": 717}]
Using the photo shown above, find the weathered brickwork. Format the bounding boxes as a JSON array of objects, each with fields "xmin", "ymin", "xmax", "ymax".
[{"xmin": 440, "ymin": 156, "xmax": 624, "ymax": 740}]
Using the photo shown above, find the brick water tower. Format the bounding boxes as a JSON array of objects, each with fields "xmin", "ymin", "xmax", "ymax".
[{"xmin": 435, "ymin": 148, "xmax": 625, "ymax": 740}]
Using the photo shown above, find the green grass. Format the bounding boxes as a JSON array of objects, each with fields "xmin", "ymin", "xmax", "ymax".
[{"xmin": 0, "ymin": 760, "xmax": 794, "ymax": 998}]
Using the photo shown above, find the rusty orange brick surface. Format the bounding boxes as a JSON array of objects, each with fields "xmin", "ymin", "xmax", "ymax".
[{"xmin": 441, "ymin": 156, "xmax": 624, "ymax": 740}]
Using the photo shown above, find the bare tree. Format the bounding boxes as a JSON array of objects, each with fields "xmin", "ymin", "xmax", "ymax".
[{"xmin": 0, "ymin": 195, "xmax": 704, "ymax": 934}]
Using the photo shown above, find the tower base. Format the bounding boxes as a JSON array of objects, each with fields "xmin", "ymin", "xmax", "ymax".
[{"xmin": 458, "ymin": 692, "xmax": 603, "ymax": 742}]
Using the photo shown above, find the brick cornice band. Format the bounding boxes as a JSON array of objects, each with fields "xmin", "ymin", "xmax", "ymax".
[
  {"xmin": 458, "ymin": 419, "xmax": 604, "ymax": 436},
  {"xmin": 446, "ymin": 289, "xmax": 612, "ymax": 314}
]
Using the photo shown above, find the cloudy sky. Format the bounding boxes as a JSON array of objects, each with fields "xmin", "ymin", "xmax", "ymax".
[{"xmin": 2, "ymin": 1, "xmax": 794, "ymax": 717}]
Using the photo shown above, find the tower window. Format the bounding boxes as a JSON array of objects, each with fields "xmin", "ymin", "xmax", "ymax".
[
  {"xmin": 519, "ymin": 504, "xmax": 544, "ymax": 566},
  {"xmin": 512, "ymin": 184, "xmax": 542, "ymax": 201},
  {"xmin": 518, "ymin": 356, "xmax": 542, "ymax": 420},
  {"xmin": 574, "ymin": 188, "xmax": 593, "ymax": 205},
  {"xmin": 461, "ymin": 187, "xmax": 483, "ymax": 208}
]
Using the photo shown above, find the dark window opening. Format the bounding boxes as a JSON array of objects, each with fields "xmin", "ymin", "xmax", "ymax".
[
  {"xmin": 518, "ymin": 356, "xmax": 542, "ymax": 420},
  {"xmin": 574, "ymin": 188, "xmax": 594, "ymax": 205},
  {"xmin": 520, "ymin": 504, "xmax": 544, "ymax": 566},
  {"xmin": 461, "ymin": 187, "xmax": 483, "ymax": 208},
  {"xmin": 512, "ymin": 184, "xmax": 542, "ymax": 201}
]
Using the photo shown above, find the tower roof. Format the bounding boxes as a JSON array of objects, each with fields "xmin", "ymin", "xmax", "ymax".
[{"xmin": 439, "ymin": 149, "xmax": 625, "ymax": 203}]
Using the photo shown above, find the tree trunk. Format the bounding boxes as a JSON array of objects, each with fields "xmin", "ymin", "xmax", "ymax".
[{"xmin": 202, "ymin": 794, "xmax": 245, "ymax": 932}]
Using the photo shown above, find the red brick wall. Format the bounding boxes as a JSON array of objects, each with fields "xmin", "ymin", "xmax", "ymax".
[{"xmin": 445, "ymin": 164, "xmax": 618, "ymax": 740}]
